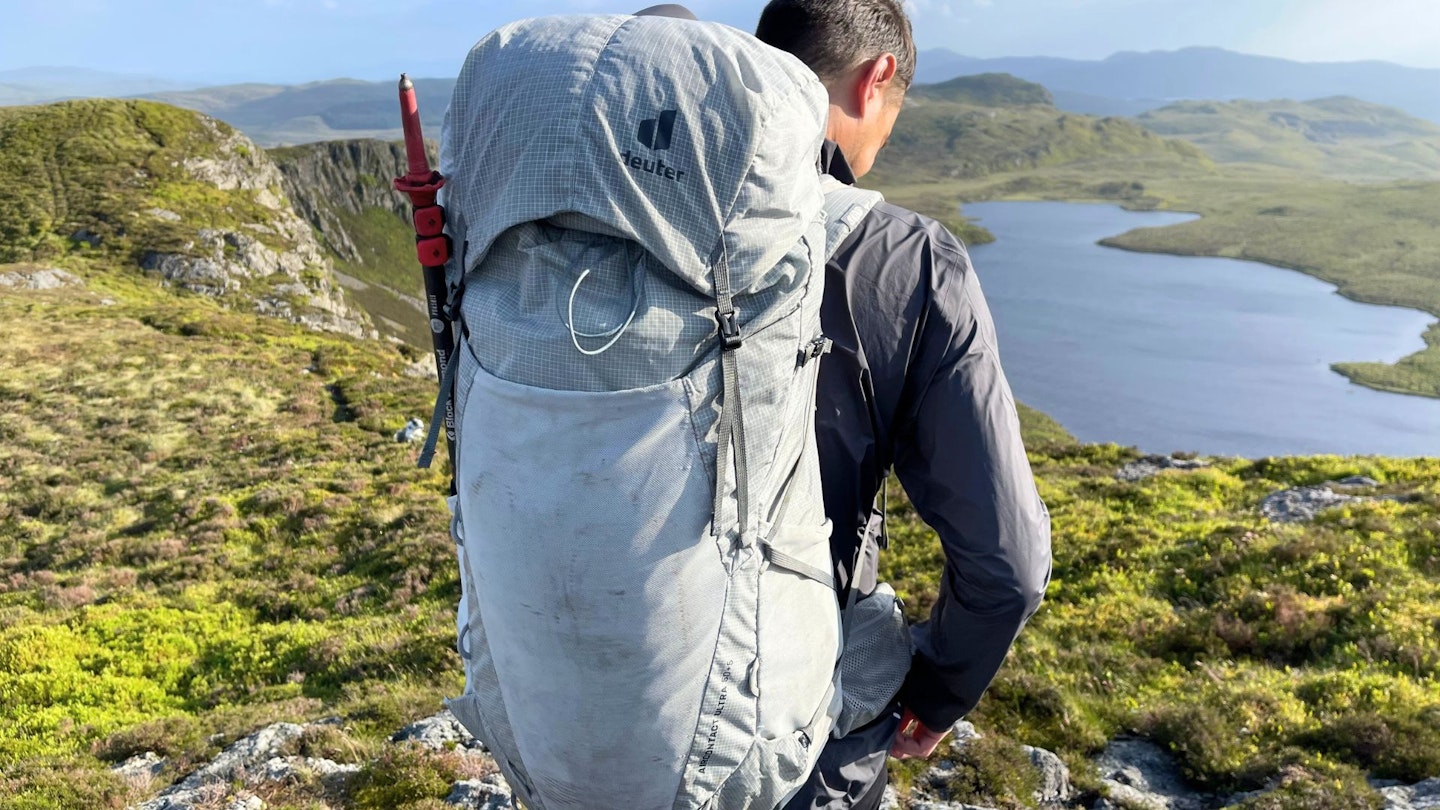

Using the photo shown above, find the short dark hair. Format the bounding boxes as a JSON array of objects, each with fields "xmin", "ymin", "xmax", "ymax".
[{"xmin": 755, "ymin": 0, "xmax": 916, "ymax": 92}]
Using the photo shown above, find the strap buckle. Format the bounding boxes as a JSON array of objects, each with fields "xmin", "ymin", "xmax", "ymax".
[{"xmin": 716, "ymin": 309, "xmax": 742, "ymax": 350}]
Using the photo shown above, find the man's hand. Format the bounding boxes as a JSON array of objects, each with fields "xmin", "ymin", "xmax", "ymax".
[{"xmin": 889, "ymin": 708, "xmax": 949, "ymax": 760}]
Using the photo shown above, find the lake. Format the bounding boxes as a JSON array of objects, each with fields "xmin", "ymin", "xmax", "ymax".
[{"xmin": 965, "ymin": 201, "xmax": 1440, "ymax": 458}]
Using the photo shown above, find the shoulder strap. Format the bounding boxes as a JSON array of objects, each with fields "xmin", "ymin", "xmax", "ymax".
[{"xmin": 820, "ymin": 175, "xmax": 883, "ymax": 261}]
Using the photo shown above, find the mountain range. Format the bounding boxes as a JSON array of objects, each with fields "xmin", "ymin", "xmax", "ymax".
[
  {"xmin": 2, "ymin": 47, "xmax": 1438, "ymax": 144},
  {"xmin": 0, "ymin": 66, "xmax": 195, "ymax": 106}
]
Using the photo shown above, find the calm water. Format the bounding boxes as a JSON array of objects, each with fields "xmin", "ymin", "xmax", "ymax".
[{"xmin": 965, "ymin": 201, "xmax": 1440, "ymax": 457}]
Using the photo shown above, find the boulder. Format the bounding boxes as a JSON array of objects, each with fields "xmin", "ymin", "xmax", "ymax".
[
  {"xmin": 1117, "ymin": 455, "xmax": 1209, "ymax": 482},
  {"xmin": 394, "ymin": 418, "xmax": 427, "ymax": 444},
  {"xmin": 0, "ymin": 266, "xmax": 83, "ymax": 290},
  {"xmin": 446, "ymin": 774, "xmax": 515, "ymax": 808},
  {"xmin": 392, "ymin": 709, "xmax": 482, "ymax": 751}
]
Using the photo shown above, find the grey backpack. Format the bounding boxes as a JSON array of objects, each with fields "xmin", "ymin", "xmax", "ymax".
[{"xmin": 435, "ymin": 14, "xmax": 883, "ymax": 809}]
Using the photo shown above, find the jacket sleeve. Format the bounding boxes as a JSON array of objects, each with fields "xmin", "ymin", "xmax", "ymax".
[{"xmin": 892, "ymin": 241, "xmax": 1052, "ymax": 731}]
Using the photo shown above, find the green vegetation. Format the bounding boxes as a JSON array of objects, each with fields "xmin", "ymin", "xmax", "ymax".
[
  {"xmin": 0, "ymin": 99, "xmax": 288, "ymax": 265},
  {"xmin": 869, "ymin": 99, "xmax": 1207, "ymax": 189},
  {"xmin": 8, "ymin": 250, "xmax": 1440, "ymax": 807},
  {"xmin": 881, "ymin": 446, "xmax": 1440, "ymax": 806},
  {"xmin": 269, "ymin": 141, "xmax": 435, "ymax": 349},
  {"xmin": 0, "ymin": 257, "xmax": 457, "ymax": 807},
  {"xmin": 314, "ymin": 206, "xmax": 430, "ymax": 350},
  {"xmin": 1138, "ymin": 97, "xmax": 1440, "ymax": 182},
  {"xmin": 4, "ymin": 94, "xmax": 1440, "ymax": 809},
  {"xmin": 909, "ymin": 72, "xmax": 1056, "ymax": 108}
]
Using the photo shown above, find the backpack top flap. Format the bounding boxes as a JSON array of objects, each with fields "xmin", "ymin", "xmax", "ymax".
[{"xmin": 441, "ymin": 14, "xmax": 830, "ymax": 298}]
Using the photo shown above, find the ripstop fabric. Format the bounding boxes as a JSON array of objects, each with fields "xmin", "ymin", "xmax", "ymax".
[{"xmin": 437, "ymin": 12, "xmax": 882, "ymax": 810}]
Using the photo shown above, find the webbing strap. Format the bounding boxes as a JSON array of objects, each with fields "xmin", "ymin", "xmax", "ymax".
[
  {"xmin": 711, "ymin": 248, "xmax": 750, "ymax": 540},
  {"xmin": 418, "ymin": 347, "xmax": 460, "ymax": 470},
  {"xmin": 763, "ymin": 544, "xmax": 836, "ymax": 590},
  {"xmin": 819, "ymin": 177, "xmax": 884, "ymax": 261}
]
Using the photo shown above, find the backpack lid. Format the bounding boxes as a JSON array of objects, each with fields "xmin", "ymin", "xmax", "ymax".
[{"xmin": 442, "ymin": 14, "xmax": 830, "ymax": 297}]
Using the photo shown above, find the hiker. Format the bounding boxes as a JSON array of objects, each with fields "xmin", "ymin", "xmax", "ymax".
[
  {"xmin": 748, "ymin": 2, "xmax": 1054, "ymax": 807},
  {"xmin": 428, "ymin": 4, "xmax": 1046, "ymax": 807}
]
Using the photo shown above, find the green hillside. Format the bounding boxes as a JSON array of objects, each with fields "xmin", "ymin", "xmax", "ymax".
[
  {"xmin": 0, "ymin": 99, "xmax": 369, "ymax": 338},
  {"xmin": 1138, "ymin": 97, "xmax": 1440, "ymax": 181},
  {"xmin": 6, "ymin": 258, "xmax": 1440, "ymax": 806},
  {"xmin": 867, "ymin": 96, "xmax": 1209, "ymax": 243},
  {"xmin": 909, "ymin": 72, "xmax": 1055, "ymax": 107}
]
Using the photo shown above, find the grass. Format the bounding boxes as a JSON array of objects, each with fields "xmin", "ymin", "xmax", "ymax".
[
  {"xmin": 0, "ymin": 259, "xmax": 459, "ymax": 808},
  {"xmin": 1136, "ymin": 97, "xmax": 1440, "ymax": 182},
  {"xmin": 881, "ymin": 446, "xmax": 1440, "ymax": 806},
  {"xmin": 6, "ymin": 258, "xmax": 1440, "ymax": 808}
]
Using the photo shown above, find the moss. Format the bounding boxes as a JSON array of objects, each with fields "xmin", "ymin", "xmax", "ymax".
[
  {"xmin": 941, "ymin": 733, "xmax": 1044, "ymax": 809},
  {"xmin": 346, "ymin": 746, "xmax": 464, "ymax": 810}
]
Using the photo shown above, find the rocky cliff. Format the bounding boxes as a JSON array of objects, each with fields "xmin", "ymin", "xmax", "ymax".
[
  {"xmin": 270, "ymin": 139, "xmax": 425, "ymax": 266},
  {"xmin": 0, "ymin": 99, "xmax": 372, "ymax": 338},
  {"xmin": 270, "ymin": 139, "xmax": 440, "ymax": 348}
]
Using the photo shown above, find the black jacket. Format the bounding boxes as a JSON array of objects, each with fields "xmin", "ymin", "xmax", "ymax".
[{"xmin": 816, "ymin": 142, "xmax": 1051, "ymax": 730}]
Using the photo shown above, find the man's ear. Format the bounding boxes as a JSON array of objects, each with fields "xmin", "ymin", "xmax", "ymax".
[{"xmin": 858, "ymin": 52, "xmax": 900, "ymax": 117}]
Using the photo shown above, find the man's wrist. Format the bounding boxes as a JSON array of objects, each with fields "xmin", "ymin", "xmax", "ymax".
[{"xmin": 897, "ymin": 652, "xmax": 970, "ymax": 731}]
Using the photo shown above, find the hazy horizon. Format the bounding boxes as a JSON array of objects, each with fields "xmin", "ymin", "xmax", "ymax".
[{"xmin": 4, "ymin": 0, "xmax": 1439, "ymax": 86}]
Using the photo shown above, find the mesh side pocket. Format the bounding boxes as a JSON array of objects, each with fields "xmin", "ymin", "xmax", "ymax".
[{"xmin": 834, "ymin": 583, "xmax": 913, "ymax": 738}]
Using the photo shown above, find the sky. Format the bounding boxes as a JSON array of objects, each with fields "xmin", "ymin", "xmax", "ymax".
[{"xmin": 4, "ymin": 0, "xmax": 1440, "ymax": 85}]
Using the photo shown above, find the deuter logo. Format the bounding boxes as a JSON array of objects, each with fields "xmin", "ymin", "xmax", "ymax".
[
  {"xmin": 620, "ymin": 109, "xmax": 687, "ymax": 183},
  {"xmin": 638, "ymin": 109, "xmax": 678, "ymax": 150}
]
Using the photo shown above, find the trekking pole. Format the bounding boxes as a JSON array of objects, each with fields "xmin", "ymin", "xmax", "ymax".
[{"xmin": 392, "ymin": 74, "xmax": 458, "ymax": 483}]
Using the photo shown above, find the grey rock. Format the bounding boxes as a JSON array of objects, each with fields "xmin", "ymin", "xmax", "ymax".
[
  {"xmin": 224, "ymin": 796, "xmax": 265, "ymax": 810},
  {"xmin": 445, "ymin": 774, "xmax": 515, "ymax": 808},
  {"xmin": 112, "ymin": 751, "xmax": 167, "ymax": 782},
  {"xmin": 1333, "ymin": 475, "xmax": 1381, "ymax": 488},
  {"xmin": 1261, "ymin": 485, "xmax": 1362, "ymax": 522},
  {"xmin": 140, "ymin": 252, "xmax": 239, "ymax": 297},
  {"xmin": 395, "ymin": 418, "xmax": 427, "ymax": 445},
  {"xmin": 272, "ymin": 140, "xmax": 426, "ymax": 266},
  {"xmin": 406, "ymin": 356, "xmax": 440, "ymax": 379},
  {"xmin": 951, "ymin": 720, "xmax": 982, "ymax": 745},
  {"xmin": 0, "ymin": 267, "xmax": 83, "ymax": 290},
  {"xmin": 910, "ymin": 803, "xmax": 997, "ymax": 810},
  {"xmin": 70, "ymin": 228, "xmax": 103, "ymax": 247},
  {"xmin": 878, "ymin": 784, "xmax": 900, "ymax": 810},
  {"xmin": 147, "ymin": 208, "xmax": 182, "ymax": 222},
  {"xmin": 133, "ymin": 723, "xmax": 306, "ymax": 809},
  {"xmin": 1385, "ymin": 778, "xmax": 1440, "ymax": 810},
  {"xmin": 259, "ymin": 755, "xmax": 359, "ymax": 789},
  {"xmin": 393, "ymin": 709, "xmax": 483, "ymax": 751},
  {"xmin": 1094, "ymin": 737, "xmax": 1207, "ymax": 810},
  {"xmin": 1024, "ymin": 745, "xmax": 1072, "ymax": 803},
  {"xmin": 1117, "ymin": 455, "xmax": 1209, "ymax": 482}
]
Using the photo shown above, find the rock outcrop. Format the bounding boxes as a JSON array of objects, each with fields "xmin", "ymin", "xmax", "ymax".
[
  {"xmin": 0, "ymin": 265, "xmax": 83, "ymax": 290},
  {"xmin": 0, "ymin": 99, "xmax": 373, "ymax": 339},
  {"xmin": 272, "ymin": 139, "xmax": 429, "ymax": 265},
  {"xmin": 119, "ymin": 710, "xmax": 1440, "ymax": 810},
  {"xmin": 1117, "ymin": 455, "xmax": 1211, "ymax": 482},
  {"xmin": 1261, "ymin": 475, "xmax": 1399, "ymax": 522}
]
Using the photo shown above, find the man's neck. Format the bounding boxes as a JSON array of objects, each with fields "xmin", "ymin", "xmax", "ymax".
[{"xmin": 819, "ymin": 141, "xmax": 858, "ymax": 185}]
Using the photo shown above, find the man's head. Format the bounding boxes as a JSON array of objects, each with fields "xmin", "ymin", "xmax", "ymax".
[{"xmin": 755, "ymin": 0, "xmax": 915, "ymax": 178}]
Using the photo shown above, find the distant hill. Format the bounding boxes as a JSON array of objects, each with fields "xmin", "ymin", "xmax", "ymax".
[
  {"xmin": 871, "ymin": 96, "xmax": 1207, "ymax": 187},
  {"xmin": 142, "ymin": 78, "xmax": 453, "ymax": 146},
  {"xmin": 916, "ymin": 47, "xmax": 1440, "ymax": 124},
  {"xmin": 0, "ymin": 66, "xmax": 195, "ymax": 105},
  {"xmin": 0, "ymin": 99, "xmax": 368, "ymax": 337},
  {"xmin": 910, "ymin": 73, "xmax": 1053, "ymax": 107},
  {"xmin": 1138, "ymin": 96, "xmax": 1440, "ymax": 181}
]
